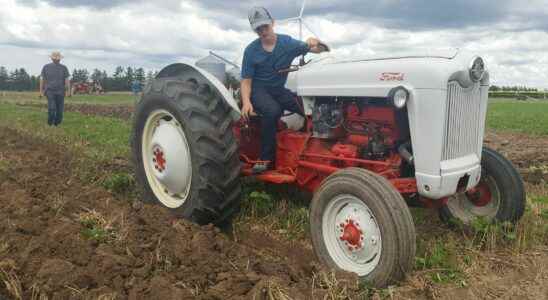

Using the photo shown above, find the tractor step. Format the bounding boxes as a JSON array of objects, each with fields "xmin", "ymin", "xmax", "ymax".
[{"xmin": 242, "ymin": 169, "xmax": 296, "ymax": 184}]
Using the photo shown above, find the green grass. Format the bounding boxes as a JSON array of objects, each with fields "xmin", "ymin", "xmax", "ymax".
[
  {"xmin": 0, "ymin": 103, "xmax": 130, "ymax": 161},
  {"xmin": 0, "ymin": 91, "xmax": 135, "ymax": 106},
  {"xmin": 486, "ymin": 99, "xmax": 548, "ymax": 135}
]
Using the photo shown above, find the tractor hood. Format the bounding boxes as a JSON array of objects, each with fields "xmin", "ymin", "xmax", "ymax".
[
  {"xmin": 286, "ymin": 48, "xmax": 486, "ymax": 97},
  {"xmin": 329, "ymin": 48, "xmax": 458, "ymax": 62}
]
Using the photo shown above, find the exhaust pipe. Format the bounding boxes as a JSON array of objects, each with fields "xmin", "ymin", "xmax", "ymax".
[{"xmin": 398, "ymin": 142, "xmax": 414, "ymax": 165}]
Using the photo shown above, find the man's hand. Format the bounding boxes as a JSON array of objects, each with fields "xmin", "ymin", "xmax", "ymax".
[
  {"xmin": 241, "ymin": 101, "xmax": 254, "ymax": 121},
  {"xmin": 306, "ymin": 37, "xmax": 320, "ymax": 49},
  {"xmin": 306, "ymin": 37, "xmax": 329, "ymax": 53}
]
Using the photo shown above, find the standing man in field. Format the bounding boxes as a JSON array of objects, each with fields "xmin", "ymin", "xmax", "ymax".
[
  {"xmin": 40, "ymin": 51, "xmax": 70, "ymax": 126},
  {"xmin": 240, "ymin": 7, "xmax": 327, "ymax": 173}
]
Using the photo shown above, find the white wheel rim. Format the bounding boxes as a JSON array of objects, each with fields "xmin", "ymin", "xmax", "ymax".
[
  {"xmin": 446, "ymin": 175, "xmax": 501, "ymax": 223},
  {"xmin": 322, "ymin": 194, "xmax": 382, "ymax": 276},
  {"xmin": 142, "ymin": 109, "xmax": 192, "ymax": 208}
]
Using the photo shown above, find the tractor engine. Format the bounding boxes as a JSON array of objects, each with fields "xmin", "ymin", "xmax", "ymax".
[{"xmin": 310, "ymin": 97, "xmax": 409, "ymax": 162}]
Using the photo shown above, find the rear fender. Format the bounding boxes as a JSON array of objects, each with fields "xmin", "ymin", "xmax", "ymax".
[{"xmin": 156, "ymin": 63, "xmax": 241, "ymax": 120}]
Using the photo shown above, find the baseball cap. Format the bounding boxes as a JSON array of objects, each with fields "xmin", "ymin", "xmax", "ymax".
[{"xmin": 248, "ymin": 7, "xmax": 273, "ymax": 31}]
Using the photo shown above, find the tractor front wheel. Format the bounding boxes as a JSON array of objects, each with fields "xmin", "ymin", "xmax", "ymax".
[
  {"xmin": 439, "ymin": 147, "xmax": 525, "ymax": 224},
  {"xmin": 131, "ymin": 77, "xmax": 241, "ymax": 225},
  {"xmin": 310, "ymin": 168, "xmax": 416, "ymax": 287}
]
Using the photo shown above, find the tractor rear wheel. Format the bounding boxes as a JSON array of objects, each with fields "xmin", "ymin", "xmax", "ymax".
[
  {"xmin": 439, "ymin": 147, "xmax": 525, "ymax": 224},
  {"xmin": 310, "ymin": 168, "xmax": 416, "ymax": 287},
  {"xmin": 131, "ymin": 77, "xmax": 241, "ymax": 225}
]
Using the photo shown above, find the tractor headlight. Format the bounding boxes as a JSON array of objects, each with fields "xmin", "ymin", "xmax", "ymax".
[
  {"xmin": 389, "ymin": 86, "xmax": 409, "ymax": 109},
  {"xmin": 469, "ymin": 56, "xmax": 485, "ymax": 82}
]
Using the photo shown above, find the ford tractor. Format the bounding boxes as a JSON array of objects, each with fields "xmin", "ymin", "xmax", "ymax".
[{"xmin": 131, "ymin": 46, "xmax": 525, "ymax": 287}]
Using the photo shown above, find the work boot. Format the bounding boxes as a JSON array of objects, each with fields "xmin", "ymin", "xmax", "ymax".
[{"xmin": 251, "ymin": 162, "xmax": 271, "ymax": 174}]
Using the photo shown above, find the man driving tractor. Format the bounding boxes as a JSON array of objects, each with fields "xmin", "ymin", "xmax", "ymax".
[{"xmin": 241, "ymin": 7, "xmax": 327, "ymax": 174}]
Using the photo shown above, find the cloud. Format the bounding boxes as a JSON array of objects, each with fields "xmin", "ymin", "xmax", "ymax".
[{"xmin": 1, "ymin": 0, "xmax": 547, "ymax": 88}]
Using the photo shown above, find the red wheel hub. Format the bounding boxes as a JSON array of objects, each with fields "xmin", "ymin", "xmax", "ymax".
[
  {"xmin": 339, "ymin": 219, "xmax": 363, "ymax": 249},
  {"xmin": 153, "ymin": 147, "xmax": 167, "ymax": 172},
  {"xmin": 467, "ymin": 181, "xmax": 492, "ymax": 207}
]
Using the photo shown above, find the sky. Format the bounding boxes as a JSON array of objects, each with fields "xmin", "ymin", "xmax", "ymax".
[{"xmin": 0, "ymin": 0, "xmax": 547, "ymax": 88}]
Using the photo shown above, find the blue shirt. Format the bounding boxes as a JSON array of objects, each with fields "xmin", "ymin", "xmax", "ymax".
[
  {"xmin": 41, "ymin": 62, "xmax": 70, "ymax": 94},
  {"xmin": 241, "ymin": 34, "xmax": 309, "ymax": 88}
]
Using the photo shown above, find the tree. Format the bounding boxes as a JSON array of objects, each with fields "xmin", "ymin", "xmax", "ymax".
[
  {"xmin": 125, "ymin": 67, "xmax": 134, "ymax": 90},
  {"xmin": 10, "ymin": 68, "xmax": 31, "ymax": 91},
  {"xmin": 111, "ymin": 66, "xmax": 125, "ymax": 91},
  {"xmin": 72, "ymin": 68, "xmax": 89, "ymax": 83},
  {"xmin": 0, "ymin": 66, "xmax": 8, "ymax": 90},
  {"xmin": 134, "ymin": 67, "xmax": 145, "ymax": 84},
  {"xmin": 146, "ymin": 70, "xmax": 154, "ymax": 83}
]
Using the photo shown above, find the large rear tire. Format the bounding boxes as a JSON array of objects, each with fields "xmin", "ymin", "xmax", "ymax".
[
  {"xmin": 310, "ymin": 168, "xmax": 416, "ymax": 287},
  {"xmin": 131, "ymin": 77, "xmax": 241, "ymax": 225},
  {"xmin": 439, "ymin": 147, "xmax": 525, "ymax": 224}
]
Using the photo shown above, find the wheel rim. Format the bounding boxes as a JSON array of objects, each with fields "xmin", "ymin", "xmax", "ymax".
[
  {"xmin": 446, "ymin": 175, "xmax": 501, "ymax": 222},
  {"xmin": 322, "ymin": 194, "xmax": 382, "ymax": 276},
  {"xmin": 142, "ymin": 109, "xmax": 192, "ymax": 208}
]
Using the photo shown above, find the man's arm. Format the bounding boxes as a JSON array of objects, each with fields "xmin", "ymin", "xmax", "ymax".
[
  {"xmin": 64, "ymin": 66, "xmax": 71, "ymax": 97},
  {"xmin": 65, "ymin": 79, "xmax": 71, "ymax": 97},
  {"xmin": 40, "ymin": 66, "xmax": 46, "ymax": 97},
  {"xmin": 39, "ymin": 78, "xmax": 45, "ymax": 97},
  {"xmin": 240, "ymin": 78, "xmax": 254, "ymax": 120}
]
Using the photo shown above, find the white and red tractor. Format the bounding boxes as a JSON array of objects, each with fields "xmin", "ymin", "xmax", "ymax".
[{"xmin": 131, "ymin": 47, "xmax": 525, "ymax": 287}]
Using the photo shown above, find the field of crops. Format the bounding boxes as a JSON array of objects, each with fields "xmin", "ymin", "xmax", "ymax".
[{"xmin": 0, "ymin": 92, "xmax": 546, "ymax": 299}]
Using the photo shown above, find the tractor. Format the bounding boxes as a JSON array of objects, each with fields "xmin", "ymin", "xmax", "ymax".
[
  {"xmin": 72, "ymin": 81, "xmax": 91, "ymax": 95},
  {"xmin": 131, "ymin": 47, "xmax": 525, "ymax": 287}
]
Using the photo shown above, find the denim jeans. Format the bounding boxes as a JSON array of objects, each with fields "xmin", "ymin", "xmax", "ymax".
[
  {"xmin": 46, "ymin": 91, "xmax": 65, "ymax": 126},
  {"xmin": 251, "ymin": 86, "xmax": 304, "ymax": 162}
]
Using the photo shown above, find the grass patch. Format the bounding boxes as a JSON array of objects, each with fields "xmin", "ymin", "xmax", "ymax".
[
  {"xmin": 0, "ymin": 268, "xmax": 23, "ymax": 300},
  {"xmin": 0, "ymin": 103, "xmax": 130, "ymax": 161},
  {"xmin": 457, "ymin": 194, "xmax": 548, "ymax": 252},
  {"xmin": 0, "ymin": 91, "xmax": 134, "ymax": 106},
  {"xmin": 101, "ymin": 172, "xmax": 135, "ymax": 195},
  {"xmin": 78, "ymin": 210, "xmax": 114, "ymax": 243},
  {"xmin": 415, "ymin": 238, "xmax": 465, "ymax": 285},
  {"xmin": 235, "ymin": 182, "xmax": 311, "ymax": 240},
  {"xmin": 0, "ymin": 159, "xmax": 7, "ymax": 173},
  {"xmin": 486, "ymin": 100, "xmax": 548, "ymax": 135}
]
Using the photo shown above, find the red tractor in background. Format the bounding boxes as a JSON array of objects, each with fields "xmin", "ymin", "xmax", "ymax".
[
  {"xmin": 71, "ymin": 81, "xmax": 104, "ymax": 95},
  {"xmin": 71, "ymin": 81, "xmax": 91, "ymax": 95}
]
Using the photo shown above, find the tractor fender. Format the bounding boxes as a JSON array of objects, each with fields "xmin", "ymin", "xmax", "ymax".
[{"xmin": 156, "ymin": 63, "xmax": 241, "ymax": 121}]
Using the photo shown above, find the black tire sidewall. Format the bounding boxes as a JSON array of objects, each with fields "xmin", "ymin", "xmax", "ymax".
[
  {"xmin": 133, "ymin": 92, "xmax": 202, "ymax": 219},
  {"xmin": 440, "ymin": 147, "xmax": 525, "ymax": 223}
]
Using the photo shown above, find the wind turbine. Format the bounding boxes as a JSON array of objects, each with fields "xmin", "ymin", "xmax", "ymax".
[
  {"xmin": 277, "ymin": 0, "xmax": 321, "ymax": 65},
  {"xmin": 277, "ymin": 0, "xmax": 319, "ymax": 40}
]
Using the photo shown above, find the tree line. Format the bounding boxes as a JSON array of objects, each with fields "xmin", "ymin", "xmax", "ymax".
[
  {"xmin": 489, "ymin": 85, "xmax": 540, "ymax": 92},
  {"xmin": 0, "ymin": 66, "xmax": 157, "ymax": 92}
]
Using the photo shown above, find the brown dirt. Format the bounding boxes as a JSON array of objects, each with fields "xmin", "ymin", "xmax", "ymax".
[
  {"xmin": 485, "ymin": 131, "xmax": 548, "ymax": 184},
  {"xmin": 0, "ymin": 127, "xmax": 358, "ymax": 299},
  {"xmin": 0, "ymin": 126, "xmax": 546, "ymax": 300}
]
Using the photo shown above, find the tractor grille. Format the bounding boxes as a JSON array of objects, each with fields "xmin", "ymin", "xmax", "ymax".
[{"xmin": 442, "ymin": 81, "xmax": 485, "ymax": 161}]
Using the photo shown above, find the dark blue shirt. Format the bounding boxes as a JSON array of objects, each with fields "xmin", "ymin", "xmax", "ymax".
[
  {"xmin": 41, "ymin": 62, "xmax": 70, "ymax": 94},
  {"xmin": 241, "ymin": 34, "xmax": 309, "ymax": 87}
]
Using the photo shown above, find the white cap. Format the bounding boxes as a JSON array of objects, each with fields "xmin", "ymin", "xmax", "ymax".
[{"xmin": 248, "ymin": 7, "xmax": 273, "ymax": 31}]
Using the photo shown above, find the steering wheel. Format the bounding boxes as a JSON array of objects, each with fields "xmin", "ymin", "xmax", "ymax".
[
  {"xmin": 277, "ymin": 41, "xmax": 331, "ymax": 74},
  {"xmin": 317, "ymin": 41, "xmax": 330, "ymax": 52}
]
